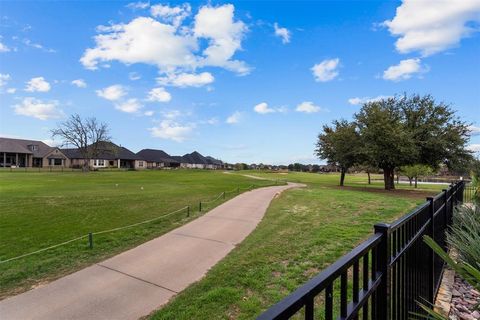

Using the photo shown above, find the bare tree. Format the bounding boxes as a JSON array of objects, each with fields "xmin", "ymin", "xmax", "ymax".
[{"xmin": 51, "ymin": 114, "xmax": 111, "ymax": 171}]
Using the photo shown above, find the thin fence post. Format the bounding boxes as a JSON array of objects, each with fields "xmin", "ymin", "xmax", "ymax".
[
  {"xmin": 237, "ymin": 186, "xmax": 240, "ymax": 193},
  {"xmin": 426, "ymin": 196, "xmax": 435, "ymax": 303},
  {"xmin": 199, "ymin": 201, "xmax": 202, "ymax": 212},
  {"xmin": 88, "ymin": 233, "xmax": 93, "ymax": 249},
  {"xmin": 223, "ymin": 192, "xmax": 225, "ymax": 199},
  {"xmin": 187, "ymin": 206, "xmax": 190, "ymax": 217},
  {"xmin": 442, "ymin": 189, "xmax": 449, "ymax": 230},
  {"xmin": 373, "ymin": 223, "xmax": 391, "ymax": 320}
]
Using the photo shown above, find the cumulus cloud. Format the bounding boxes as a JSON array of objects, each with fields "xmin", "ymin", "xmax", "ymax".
[
  {"xmin": 467, "ymin": 144, "xmax": 480, "ymax": 152},
  {"xmin": 149, "ymin": 119, "xmax": 193, "ymax": 142},
  {"xmin": 150, "ymin": 3, "xmax": 191, "ymax": 28},
  {"xmin": 0, "ymin": 42, "xmax": 10, "ymax": 52},
  {"xmin": 274, "ymin": 23, "xmax": 291, "ymax": 44},
  {"xmin": 0, "ymin": 73, "xmax": 10, "ymax": 87},
  {"xmin": 382, "ymin": 58, "xmax": 426, "ymax": 81},
  {"xmin": 384, "ymin": 0, "xmax": 480, "ymax": 56},
  {"xmin": 226, "ymin": 111, "xmax": 241, "ymax": 124},
  {"xmin": 254, "ymin": 102, "xmax": 275, "ymax": 114},
  {"xmin": 96, "ymin": 85, "xmax": 127, "ymax": 101},
  {"xmin": 25, "ymin": 77, "xmax": 51, "ymax": 92},
  {"xmin": 71, "ymin": 79, "xmax": 87, "ymax": 88},
  {"xmin": 296, "ymin": 101, "xmax": 321, "ymax": 113},
  {"xmin": 468, "ymin": 125, "xmax": 480, "ymax": 136},
  {"xmin": 81, "ymin": 4, "xmax": 249, "ymax": 77},
  {"xmin": 157, "ymin": 72, "xmax": 214, "ymax": 87},
  {"xmin": 144, "ymin": 110, "xmax": 154, "ymax": 116},
  {"xmin": 146, "ymin": 87, "xmax": 171, "ymax": 102},
  {"xmin": 348, "ymin": 95, "xmax": 394, "ymax": 105},
  {"xmin": 311, "ymin": 58, "xmax": 340, "ymax": 82},
  {"xmin": 115, "ymin": 98, "xmax": 143, "ymax": 113},
  {"xmin": 126, "ymin": 1, "xmax": 149, "ymax": 10},
  {"xmin": 13, "ymin": 97, "xmax": 64, "ymax": 120},
  {"xmin": 6, "ymin": 88, "xmax": 16, "ymax": 94}
]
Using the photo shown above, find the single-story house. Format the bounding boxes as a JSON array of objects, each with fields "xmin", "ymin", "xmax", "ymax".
[
  {"xmin": 205, "ymin": 156, "xmax": 224, "ymax": 170},
  {"xmin": 179, "ymin": 151, "xmax": 208, "ymax": 169},
  {"xmin": 136, "ymin": 149, "xmax": 180, "ymax": 168},
  {"xmin": 0, "ymin": 137, "xmax": 70, "ymax": 168},
  {"xmin": 61, "ymin": 141, "xmax": 145, "ymax": 170}
]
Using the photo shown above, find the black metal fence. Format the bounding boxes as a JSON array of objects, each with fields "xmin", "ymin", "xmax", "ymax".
[
  {"xmin": 463, "ymin": 184, "xmax": 477, "ymax": 203},
  {"xmin": 258, "ymin": 181, "xmax": 465, "ymax": 320}
]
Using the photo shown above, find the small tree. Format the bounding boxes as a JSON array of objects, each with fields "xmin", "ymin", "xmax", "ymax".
[
  {"xmin": 316, "ymin": 120, "xmax": 363, "ymax": 186},
  {"xmin": 51, "ymin": 114, "xmax": 111, "ymax": 172},
  {"xmin": 399, "ymin": 164, "xmax": 433, "ymax": 188}
]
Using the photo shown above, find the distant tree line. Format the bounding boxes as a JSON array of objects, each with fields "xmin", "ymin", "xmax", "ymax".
[{"xmin": 316, "ymin": 94, "xmax": 473, "ymax": 190}]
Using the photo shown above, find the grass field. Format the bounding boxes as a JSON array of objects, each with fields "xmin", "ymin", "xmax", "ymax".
[
  {"xmin": 151, "ymin": 171, "xmax": 444, "ymax": 319},
  {"xmin": 0, "ymin": 170, "xmax": 277, "ymax": 299}
]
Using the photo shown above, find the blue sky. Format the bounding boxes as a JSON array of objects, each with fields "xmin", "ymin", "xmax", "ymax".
[{"xmin": 0, "ymin": 0, "xmax": 479, "ymax": 164}]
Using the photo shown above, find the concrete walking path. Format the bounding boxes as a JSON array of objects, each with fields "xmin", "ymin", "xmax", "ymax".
[{"xmin": 0, "ymin": 183, "xmax": 302, "ymax": 320}]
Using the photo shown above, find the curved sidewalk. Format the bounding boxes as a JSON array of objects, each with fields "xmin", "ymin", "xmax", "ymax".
[{"xmin": 0, "ymin": 183, "xmax": 302, "ymax": 320}]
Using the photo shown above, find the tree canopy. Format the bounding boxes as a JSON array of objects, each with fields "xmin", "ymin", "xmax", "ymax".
[{"xmin": 316, "ymin": 94, "xmax": 472, "ymax": 189}]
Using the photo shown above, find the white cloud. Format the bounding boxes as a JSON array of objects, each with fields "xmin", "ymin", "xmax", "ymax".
[
  {"xmin": 23, "ymin": 39, "xmax": 56, "ymax": 53},
  {"xmin": 25, "ymin": 77, "xmax": 51, "ymax": 92},
  {"xmin": 194, "ymin": 4, "xmax": 249, "ymax": 75},
  {"xmin": 81, "ymin": 4, "xmax": 249, "ymax": 76},
  {"xmin": 254, "ymin": 102, "xmax": 275, "ymax": 114},
  {"xmin": 13, "ymin": 97, "xmax": 64, "ymax": 120},
  {"xmin": 467, "ymin": 144, "xmax": 480, "ymax": 152},
  {"xmin": 96, "ymin": 84, "xmax": 126, "ymax": 101},
  {"xmin": 162, "ymin": 110, "xmax": 183, "ymax": 119},
  {"xmin": 296, "ymin": 101, "xmax": 321, "ymax": 113},
  {"xmin": 311, "ymin": 58, "xmax": 340, "ymax": 82},
  {"xmin": 274, "ymin": 23, "xmax": 291, "ymax": 44},
  {"xmin": 206, "ymin": 117, "xmax": 219, "ymax": 125},
  {"xmin": 468, "ymin": 125, "xmax": 480, "ymax": 136},
  {"xmin": 384, "ymin": 0, "xmax": 480, "ymax": 56},
  {"xmin": 150, "ymin": 3, "xmax": 191, "ymax": 28},
  {"xmin": 348, "ymin": 95, "xmax": 394, "ymax": 105},
  {"xmin": 126, "ymin": 1, "xmax": 150, "ymax": 10},
  {"xmin": 157, "ymin": 72, "xmax": 214, "ymax": 87},
  {"xmin": 115, "ymin": 98, "xmax": 143, "ymax": 113},
  {"xmin": 226, "ymin": 111, "xmax": 241, "ymax": 124},
  {"xmin": 0, "ymin": 42, "xmax": 10, "ymax": 52},
  {"xmin": 6, "ymin": 88, "xmax": 16, "ymax": 94},
  {"xmin": 0, "ymin": 73, "xmax": 10, "ymax": 87},
  {"xmin": 71, "ymin": 79, "xmax": 87, "ymax": 88},
  {"xmin": 144, "ymin": 110, "xmax": 154, "ymax": 116},
  {"xmin": 129, "ymin": 72, "xmax": 141, "ymax": 80},
  {"xmin": 146, "ymin": 87, "xmax": 171, "ymax": 102},
  {"xmin": 149, "ymin": 119, "xmax": 193, "ymax": 142},
  {"xmin": 383, "ymin": 58, "xmax": 426, "ymax": 81}
]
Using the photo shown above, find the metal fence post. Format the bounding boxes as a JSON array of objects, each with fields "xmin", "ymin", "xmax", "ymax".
[
  {"xmin": 187, "ymin": 206, "xmax": 190, "ymax": 217},
  {"xmin": 88, "ymin": 233, "xmax": 93, "ymax": 249},
  {"xmin": 199, "ymin": 201, "xmax": 202, "ymax": 212},
  {"xmin": 373, "ymin": 223, "xmax": 391, "ymax": 320},
  {"xmin": 426, "ymin": 196, "xmax": 435, "ymax": 303}
]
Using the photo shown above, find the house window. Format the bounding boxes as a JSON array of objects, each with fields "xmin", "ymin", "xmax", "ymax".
[
  {"xmin": 29, "ymin": 145, "xmax": 38, "ymax": 151},
  {"xmin": 139, "ymin": 161, "xmax": 144, "ymax": 167},
  {"xmin": 94, "ymin": 159, "xmax": 105, "ymax": 167},
  {"xmin": 49, "ymin": 158, "xmax": 62, "ymax": 166}
]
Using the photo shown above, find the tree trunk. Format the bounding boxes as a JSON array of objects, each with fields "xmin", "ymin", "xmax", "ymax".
[
  {"xmin": 414, "ymin": 177, "xmax": 418, "ymax": 188},
  {"xmin": 340, "ymin": 167, "xmax": 346, "ymax": 186},
  {"xmin": 367, "ymin": 172, "xmax": 371, "ymax": 185},
  {"xmin": 409, "ymin": 178, "xmax": 412, "ymax": 186},
  {"xmin": 383, "ymin": 167, "xmax": 395, "ymax": 190}
]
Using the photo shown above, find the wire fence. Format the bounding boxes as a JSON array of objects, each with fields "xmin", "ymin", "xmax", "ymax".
[{"xmin": 0, "ymin": 181, "xmax": 283, "ymax": 265}]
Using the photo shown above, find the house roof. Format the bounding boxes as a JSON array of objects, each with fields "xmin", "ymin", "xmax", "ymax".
[
  {"xmin": 182, "ymin": 151, "xmax": 208, "ymax": 165},
  {"xmin": 61, "ymin": 141, "xmax": 142, "ymax": 160},
  {"xmin": 205, "ymin": 156, "xmax": 223, "ymax": 166},
  {"xmin": 0, "ymin": 137, "xmax": 56, "ymax": 157},
  {"xmin": 136, "ymin": 149, "xmax": 179, "ymax": 164}
]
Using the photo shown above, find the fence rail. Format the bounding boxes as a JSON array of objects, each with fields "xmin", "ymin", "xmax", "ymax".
[{"xmin": 258, "ymin": 181, "xmax": 465, "ymax": 320}]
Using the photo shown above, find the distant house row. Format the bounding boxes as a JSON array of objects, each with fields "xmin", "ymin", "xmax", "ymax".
[{"xmin": 0, "ymin": 137, "xmax": 225, "ymax": 170}]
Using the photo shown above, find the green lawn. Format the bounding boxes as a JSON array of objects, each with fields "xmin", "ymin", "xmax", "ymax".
[
  {"xmin": 0, "ymin": 170, "xmax": 277, "ymax": 299},
  {"xmin": 151, "ymin": 171, "xmax": 443, "ymax": 319}
]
